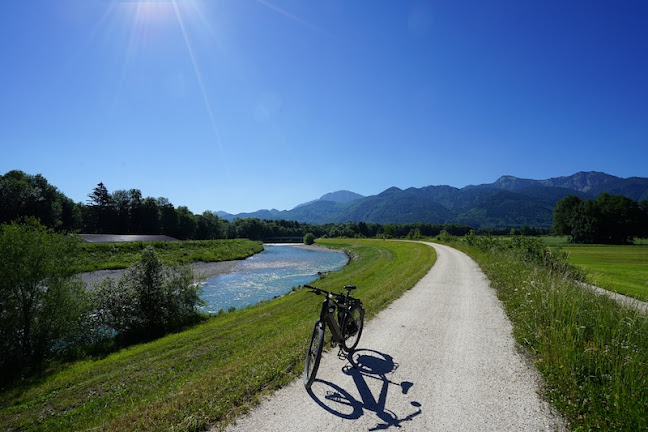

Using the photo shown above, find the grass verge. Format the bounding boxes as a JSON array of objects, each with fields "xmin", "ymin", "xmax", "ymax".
[
  {"xmin": 442, "ymin": 235, "xmax": 648, "ymax": 430},
  {"xmin": 0, "ymin": 239, "xmax": 435, "ymax": 431},
  {"xmin": 73, "ymin": 239, "xmax": 264, "ymax": 273}
]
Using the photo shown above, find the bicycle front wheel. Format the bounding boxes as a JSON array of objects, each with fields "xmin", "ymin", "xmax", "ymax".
[
  {"xmin": 341, "ymin": 305, "xmax": 364, "ymax": 352},
  {"xmin": 304, "ymin": 321, "xmax": 325, "ymax": 389}
]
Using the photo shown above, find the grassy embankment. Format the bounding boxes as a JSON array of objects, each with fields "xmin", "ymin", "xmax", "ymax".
[
  {"xmin": 492, "ymin": 236, "xmax": 648, "ymax": 300},
  {"xmin": 0, "ymin": 239, "xmax": 435, "ymax": 431},
  {"xmin": 73, "ymin": 239, "xmax": 264, "ymax": 273},
  {"xmin": 443, "ymin": 235, "xmax": 648, "ymax": 430}
]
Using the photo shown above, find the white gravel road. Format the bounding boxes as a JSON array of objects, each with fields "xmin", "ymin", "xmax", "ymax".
[{"xmin": 221, "ymin": 242, "xmax": 565, "ymax": 431}]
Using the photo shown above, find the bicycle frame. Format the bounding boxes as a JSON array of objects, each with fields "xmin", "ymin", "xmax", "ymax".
[
  {"xmin": 318, "ymin": 291, "xmax": 345, "ymax": 343},
  {"xmin": 305, "ymin": 285, "xmax": 357, "ymax": 343}
]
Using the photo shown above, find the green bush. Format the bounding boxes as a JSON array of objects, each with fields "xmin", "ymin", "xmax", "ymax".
[
  {"xmin": 436, "ymin": 229, "xmax": 456, "ymax": 243},
  {"xmin": 303, "ymin": 232, "xmax": 315, "ymax": 245},
  {"xmin": 0, "ymin": 219, "xmax": 88, "ymax": 380},
  {"xmin": 92, "ymin": 247, "xmax": 204, "ymax": 340}
]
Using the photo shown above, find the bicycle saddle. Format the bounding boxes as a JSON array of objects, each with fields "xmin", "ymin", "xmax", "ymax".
[{"xmin": 344, "ymin": 285, "xmax": 357, "ymax": 290}]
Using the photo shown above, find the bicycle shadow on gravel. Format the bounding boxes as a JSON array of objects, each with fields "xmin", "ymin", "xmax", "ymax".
[{"xmin": 307, "ymin": 349, "xmax": 422, "ymax": 430}]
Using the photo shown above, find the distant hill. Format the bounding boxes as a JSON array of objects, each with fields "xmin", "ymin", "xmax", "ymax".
[
  {"xmin": 218, "ymin": 190, "xmax": 365, "ymax": 223},
  {"xmin": 217, "ymin": 172, "xmax": 648, "ymax": 228},
  {"xmin": 293, "ymin": 190, "xmax": 365, "ymax": 210},
  {"xmin": 466, "ymin": 171, "xmax": 622, "ymax": 193}
]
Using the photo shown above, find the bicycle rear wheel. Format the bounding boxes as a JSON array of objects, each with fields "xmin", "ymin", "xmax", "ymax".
[
  {"xmin": 304, "ymin": 321, "xmax": 325, "ymax": 389},
  {"xmin": 341, "ymin": 305, "xmax": 364, "ymax": 352}
]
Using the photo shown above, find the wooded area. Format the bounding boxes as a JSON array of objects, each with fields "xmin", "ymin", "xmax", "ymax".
[{"xmin": 553, "ymin": 193, "xmax": 648, "ymax": 244}]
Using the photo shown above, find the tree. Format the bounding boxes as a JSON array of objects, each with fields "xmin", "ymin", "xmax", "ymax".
[
  {"xmin": 553, "ymin": 195, "xmax": 581, "ymax": 236},
  {"xmin": 554, "ymin": 193, "xmax": 648, "ymax": 244},
  {"xmin": 159, "ymin": 201, "xmax": 179, "ymax": 237},
  {"xmin": 128, "ymin": 189, "xmax": 144, "ymax": 233},
  {"xmin": 358, "ymin": 221, "xmax": 370, "ymax": 238},
  {"xmin": 111, "ymin": 189, "xmax": 132, "ymax": 234},
  {"xmin": 303, "ymin": 232, "xmax": 315, "ymax": 245},
  {"xmin": 406, "ymin": 228, "xmax": 422, "ymax": 240},
  {"xmin": 0, "ymin": 170, "xmax": 72, "ymax": 230},
  {"xmin": 570, "ymin": 200, "xmax": 600, "ymax": 243},
  {"xmin": 60, "ymin": 197, "xmax": 83, "ymax": 232},
  {"xmin": 86, "ymin": 182, "xmax": 116, "ymax": 233},
  {"xmin": 383, "ymin": 224, "xmax": 397, "ymax": 238},
  {"xmin": 91, "ymin": 247, "xmax": 203, "ymax": 339},
  {"xmin": 0, "ymin": 219, "xmax": 87, "ymax": 378},
  {"xmin": 196, "ymin": 211, "xmax": 223, "ymax": 240},
  {"xmin": 596, "ymin": 193, "xmax": 645, "ymax": 244},
  {"xmin": 139, "ymin": 197, "xmax": 161, "ymax": 234},
  {"xmin": 176, "ymin": 206, "xmax": 197, "ymax": 239},
  {"xmin": 235, "ymin": 218, "xmax": 266, "ymax": 241}
]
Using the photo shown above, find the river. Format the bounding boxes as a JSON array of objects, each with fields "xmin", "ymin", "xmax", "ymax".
[{"xmin": 200, "ymin": 244, "xmax": 348, "ymax": 313}]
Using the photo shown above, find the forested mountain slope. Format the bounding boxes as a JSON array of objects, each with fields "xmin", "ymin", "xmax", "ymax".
[{"xmin": 220, "ymin": 172, "xmax": 648, "ymax": 228}]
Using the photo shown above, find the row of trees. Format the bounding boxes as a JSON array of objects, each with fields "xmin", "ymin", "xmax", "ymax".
[
  {"xmin": 1, "ymin": 171, "xmax": 482, "ymax": 241},
  {"xmin": 553, "ymin": 193, "xmax": 648, "ymax": 244},
  {"xmin": 0, "ymin": 172, "xmax": 225, "ymax": 239},
  {"xmin": 85, "ymin": 182, "xmax": 223, "ymax": 240}
]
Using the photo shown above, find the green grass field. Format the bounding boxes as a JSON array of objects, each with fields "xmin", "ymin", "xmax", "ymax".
[
  {"xmin": 560, "ymin": 244, "xmax": 648, "ymax": 300},
  {"xmin": 0, "ymin": 239, "xmax": 435, "ymax": 431},
  {"xmin": 73, "ymin": 239, "xmax": 264, "ymax": 273}
]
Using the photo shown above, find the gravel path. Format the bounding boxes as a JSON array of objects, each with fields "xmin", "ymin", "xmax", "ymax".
[{"xmin": 220, "ymin": 242, "xmax": 565, "ymax": 431}]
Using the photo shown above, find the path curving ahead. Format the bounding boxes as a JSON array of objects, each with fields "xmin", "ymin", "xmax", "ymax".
[{"xmin": 220, "ymin": 242, "xmax": 565, "ymax": 431}]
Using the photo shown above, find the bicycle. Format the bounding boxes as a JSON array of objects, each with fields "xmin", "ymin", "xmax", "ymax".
[{"xmin": 303, "ymin": 284, "xmax": 365, "ymax": 389}]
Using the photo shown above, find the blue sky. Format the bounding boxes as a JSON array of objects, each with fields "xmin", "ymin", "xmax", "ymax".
[{"xmin": 1, "ymin": 0, "xmax": 647, "ymax": 214}]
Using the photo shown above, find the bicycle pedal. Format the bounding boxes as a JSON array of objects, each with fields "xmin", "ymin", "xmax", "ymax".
[{"xmin": 330, "ymin": 340, "xmax": 337, "ymax": 348}]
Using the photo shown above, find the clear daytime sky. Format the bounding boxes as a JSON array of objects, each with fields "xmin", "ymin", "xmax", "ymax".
[{"xmin": 1, "ymin": 1, "xmax": 647, "ymax": 214}]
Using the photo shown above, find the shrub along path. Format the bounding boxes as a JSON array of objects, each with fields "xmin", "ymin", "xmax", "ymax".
[{"xmin": 222, "ymin": 242, "xmax": 565, "ymax": 432}]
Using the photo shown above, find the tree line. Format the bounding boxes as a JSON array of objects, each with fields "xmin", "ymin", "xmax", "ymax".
[
  {"xmin": 553, "ymin": 193, "xmax": 648, "ymax": 244},
  {"xmin": 1, "ymin": 171, "xmax": 479, "ymax": 240}
]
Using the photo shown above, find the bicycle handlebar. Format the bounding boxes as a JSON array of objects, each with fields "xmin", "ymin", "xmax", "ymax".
[{"xmin": 303, "ymin": 284, "xmax": 347, "ymax": 299}]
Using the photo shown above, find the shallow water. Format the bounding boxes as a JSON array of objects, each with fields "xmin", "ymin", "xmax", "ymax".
[{"xmin": 200, "ymin": 244, "xmax": 348, "ymax": 313}]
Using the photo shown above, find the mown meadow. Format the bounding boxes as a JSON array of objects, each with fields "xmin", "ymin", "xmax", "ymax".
[
  {"xmin": 0, "ymin": 239, "xmax": 435, "ymax": 431},
  {"xmin": 560, "ymin": 244, "xmax": 648, "ymax": 301},
  {"xmin": 441, "ymin": 233, "xmax": 648, "ymax": 430}
]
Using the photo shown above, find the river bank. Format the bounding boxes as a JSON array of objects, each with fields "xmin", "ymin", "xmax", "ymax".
[
  {"xmin": 79, "ymin": 260, "xmax": 241, "ymax": 289},
  {"xmin": 79, "ymin": 243, "xmax": 345, "ymax": 289}
]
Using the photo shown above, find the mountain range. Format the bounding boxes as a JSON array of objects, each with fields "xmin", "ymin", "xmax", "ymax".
[{"xmin": 217, "ymin": 172, "xmax": 648, "ymax": 228}]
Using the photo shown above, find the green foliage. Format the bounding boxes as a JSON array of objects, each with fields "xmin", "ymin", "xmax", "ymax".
[
  {"xmin": 382, "ymin": 223, "xmax": 396, "ymax": 238},
  {"xmin": 452, "ymin": 233, "xmax": 582, "ymax": 279},
  {"xmin": 303, "ymin": 232, "xmax": 315, "ymax": 245},
  {"xmin": 0, "ymin": 170, "xmax": 82, "ymax": 231},
  {"xmin": 91, "ymin": 247, "xmax": 204, "ymax": 339},
  {"xmin": 0, "ymin": 219, "xmax": 88, "ymax": 380},
  {"xmin": 406, "ymin": 227, "xmax": 423, "ymax": 240},
  {"xmin": 436, "ymin": 229, "xmax": 456, "ymax": 243},
  {"xmin": 196, "ymin": 210, "xmax": 223, "ymax": 240}
]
